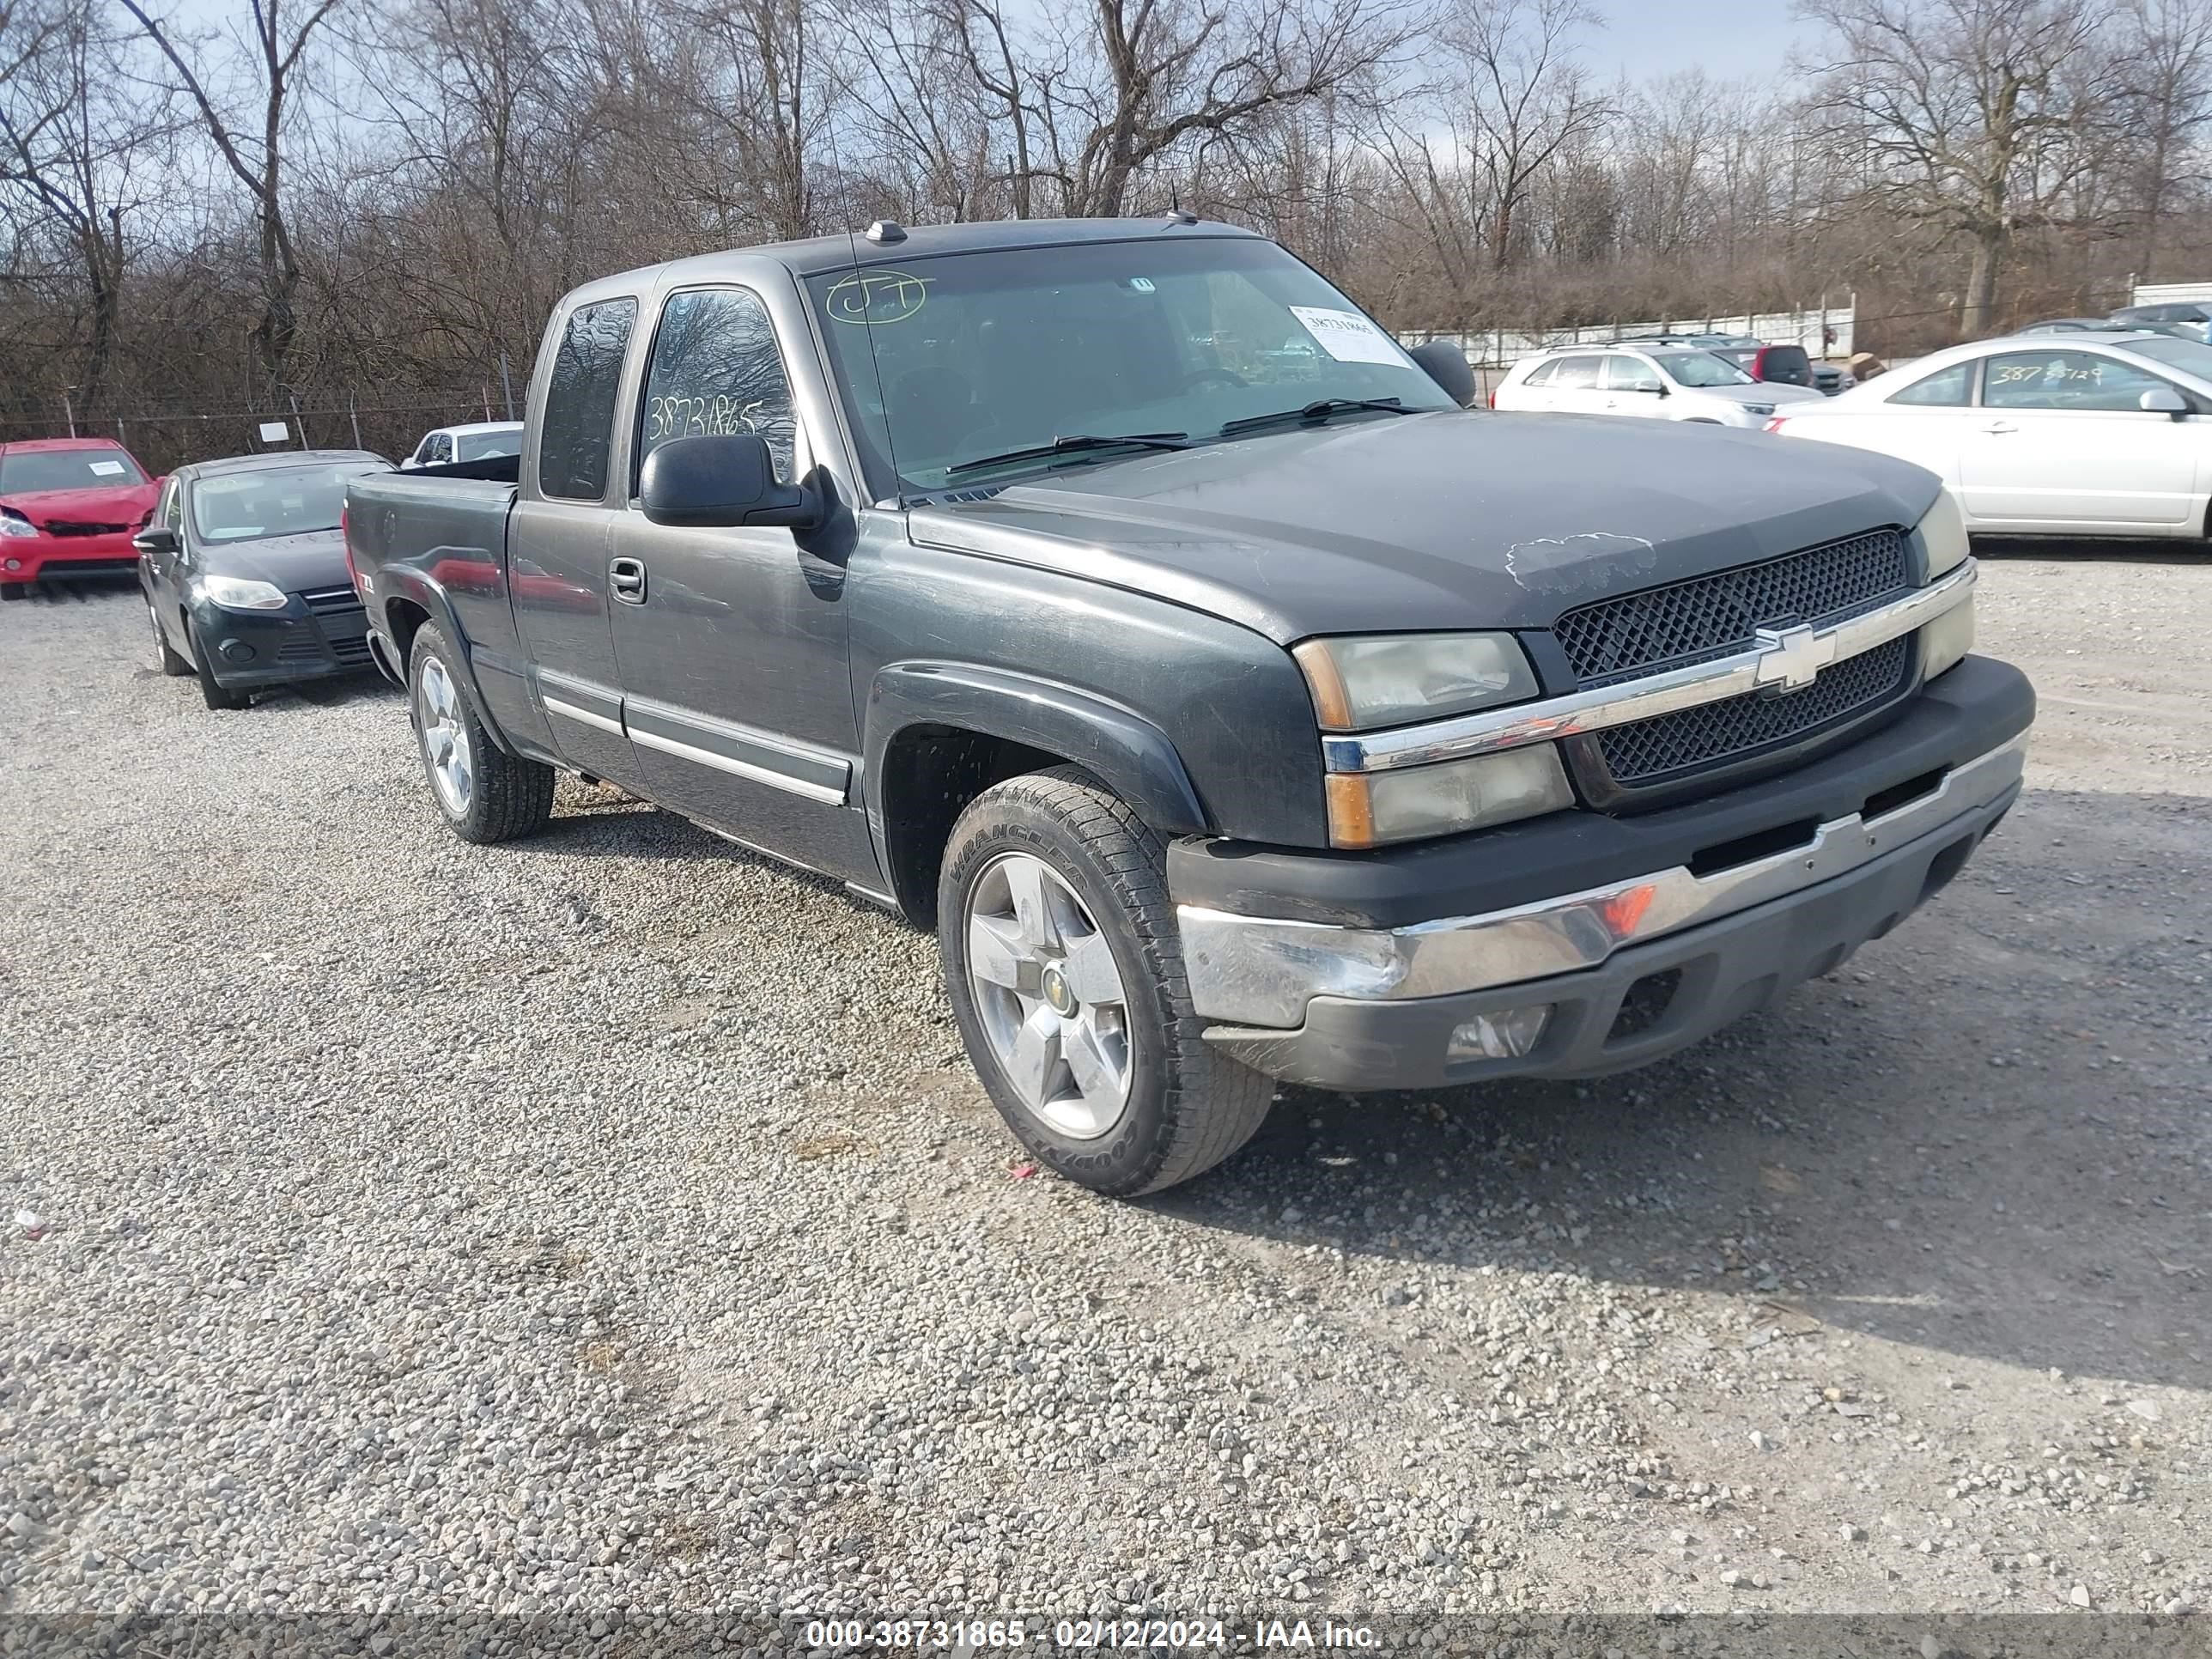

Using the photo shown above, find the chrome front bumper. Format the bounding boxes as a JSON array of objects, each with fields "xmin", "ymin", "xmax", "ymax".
[{"xmin": 1180, "ymin": 732, "xmax": 2026, "ymax": 1031}]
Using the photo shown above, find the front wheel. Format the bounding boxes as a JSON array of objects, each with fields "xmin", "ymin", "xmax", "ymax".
[
  {"xmin": 0, "ymin": 582, "xmax": 25, "ymax": 602},
  {"xmin": 408, "ymin": 622, "xmax": 553, "ymax": 843},
  {"xmin": 939, "ymin": 766, "xmax": 1274, "ymax": 1196},
  {"xmin": 149, "ymin": 597, "xmax": 191, "ymax": 676}
]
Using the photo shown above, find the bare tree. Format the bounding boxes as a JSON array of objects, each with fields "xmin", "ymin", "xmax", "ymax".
[
  {"xmin": 1800, "ymin": 0, "xmax": 2109, "ymax": 336},
  {"xmin": 2113, "ymin": 0, "xmax": 2212, "ymax": 278},
  {"xmin": 1443, "ymin": 0, "xmax": 1611, "ymax": 270},
  {"xmin": 0, "ymin": 0, "xmax": 171, "ymax": 410},
  {"xmin": 118, "ymin": 0, "xmax": 347, "ymax": 393}
]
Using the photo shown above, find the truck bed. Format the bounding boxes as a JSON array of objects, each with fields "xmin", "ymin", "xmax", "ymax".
[{"xmin": 346, "ymin": 467, "xmax": 516, "ymax": 595}]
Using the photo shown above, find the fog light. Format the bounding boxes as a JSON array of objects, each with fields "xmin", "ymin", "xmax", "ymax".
[
  {"xmin": 3, "ymin": 557, "xmax": 20, "ymax": 571},
  {"xmin": 1448, "ymin": 1005, "xmax": 1551, "ymax": 1061},
  {"xmin": 221, "ymin": 640, "xmax": 255, "ymax": 663}
]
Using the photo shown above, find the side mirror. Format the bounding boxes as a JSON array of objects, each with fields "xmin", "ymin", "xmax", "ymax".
[
  {"xmin": 2138, "ymin": 386, "xmax": 2190, "ymax": 419},
  {"xmin": 132, "ymin": 526, "xmax": 178, "ymax": 556},
  {"xmin": 640, "ymin": 433, "xmax": 819, "ymax": 529},
  {"xmin": 1405, "ymin": 340, "xmax": 1477, "ymax": 408}
]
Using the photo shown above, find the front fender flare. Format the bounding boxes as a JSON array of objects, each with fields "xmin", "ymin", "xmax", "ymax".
[{"xmin": 866, "ymin": 661, "xmax": 1209, "ymax": 836}]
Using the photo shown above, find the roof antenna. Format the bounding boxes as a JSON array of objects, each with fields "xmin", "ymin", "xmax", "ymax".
[{"xmin": 819, "ymin": 123, "xmax": 903, "ymax": 504}]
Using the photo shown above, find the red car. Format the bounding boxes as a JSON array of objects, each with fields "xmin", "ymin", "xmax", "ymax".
[{"xmin": 0, "ymin": 437, "xmax": 163, "ymax": 600}]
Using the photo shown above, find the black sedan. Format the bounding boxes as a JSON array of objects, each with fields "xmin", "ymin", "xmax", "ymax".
[{"xmin": 135, "ymin": 450, "xmax": 390, "ymax": 709}]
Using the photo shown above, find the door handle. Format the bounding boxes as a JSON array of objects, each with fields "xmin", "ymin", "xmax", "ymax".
[
  {"xmin": 1981, "ymin": 421, "xmax": 2019, "ymax": 434},
  {"xmin": 609, "ymin": 557, "xmax": 647, "ymax": 604}
]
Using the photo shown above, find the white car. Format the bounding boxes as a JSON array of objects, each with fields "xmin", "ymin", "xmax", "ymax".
[
  {"xmin": 399, "ymin": 421, "xmax": 525, "ymax": 469},
  {"xmin": 1490, "ymin": 344, "xmax": 1827, "ymax": 429},
  {"xmin": 1768, "ymin": 332, "xmax": 2212, "ymax": 538}
]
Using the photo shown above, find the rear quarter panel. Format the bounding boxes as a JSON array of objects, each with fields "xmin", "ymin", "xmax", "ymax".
[{"xmin": 346, "ymin": 471, "xmax": 553, "ymax": 752}]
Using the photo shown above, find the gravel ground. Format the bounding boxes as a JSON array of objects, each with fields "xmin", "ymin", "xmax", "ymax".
[{"xmin": 1, "ymin": 550, "xmax": 2206, "ymax": 1625}]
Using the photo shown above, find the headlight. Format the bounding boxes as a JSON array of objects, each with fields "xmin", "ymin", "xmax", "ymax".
[
  {"xmin": 1293, "ymin": 632, "xmax": 1537, "ymax": 731},
  {"xmin": 0, "ymin": 510, "xmax": 36, "ymax": 539},
  {"xmin": 1742, "ymin": 403, "xmax": 1776, "ymax": 416},
  {"xmin": 200, "ymin": 574, "xmax": 289, "ymax": 611},
  {"xmin": 1921, "ymin": 594, "xmax": 1975, "ymax": 681},
  {"xmin": 1323, "ymin": 745, "xmax": 1573, "ymax": 848},
  {"xmin": 1918, "ymin": 489, "xmax": 1969, "ymax": 578}
]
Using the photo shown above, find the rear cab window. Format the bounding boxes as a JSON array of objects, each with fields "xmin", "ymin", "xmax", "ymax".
[{"xmin": 538, "ymin": 298, "xmax": 639, "ymax": 501}]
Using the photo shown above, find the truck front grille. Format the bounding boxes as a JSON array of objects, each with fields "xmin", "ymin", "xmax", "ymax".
[
  {"xmin": 1595, "ymin": 636, "xmax": 1914, "ymax": 787},
  {"xmin": 1554, "ymin": 529, "xmax": 1913, "ymax": 687}
]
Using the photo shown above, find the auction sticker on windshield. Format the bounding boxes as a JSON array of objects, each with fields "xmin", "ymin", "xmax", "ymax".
[{"xmin": 1287, "ymin": 306, "xmax": 1404, "ymax": 366}]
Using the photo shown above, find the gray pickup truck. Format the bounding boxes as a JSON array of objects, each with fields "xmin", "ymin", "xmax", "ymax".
[{"xmin": 344, "ymin": 216, "xmax": 2033, "ymax": 1196}]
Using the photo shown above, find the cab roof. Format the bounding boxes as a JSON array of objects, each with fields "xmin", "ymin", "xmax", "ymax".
[{"xmin": 564, "ymin": 216, "xmax": 1264, "ymax": 306}]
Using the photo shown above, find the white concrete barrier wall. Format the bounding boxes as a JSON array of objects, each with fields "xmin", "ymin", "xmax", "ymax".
[{"xmin": 1404, "ymin": 306, "xmax": 1856, "ymax": 368}]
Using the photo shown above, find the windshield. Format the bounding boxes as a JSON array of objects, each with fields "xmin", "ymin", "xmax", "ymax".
[
  {"xmin": 1653, "ymin": 351, "xmax": 1756, "ymax": 388},
  {"xmin": 457, "ymin": 428, "xmax": 522, "ymax": 461},
  {"xmin": 804, "ymin": 236, "xmax": 1454, "ymax": 496},
  {"xmin": 0, "ymin": 447, "xmax": 146, "ymax": 494},
  {"xmin": 2119, "ymin": 335, "xmax": 2212, "ymax": 382},
  {"xmin": 191, "ymin": 463, "xmax": 384, "ymax": 544}
]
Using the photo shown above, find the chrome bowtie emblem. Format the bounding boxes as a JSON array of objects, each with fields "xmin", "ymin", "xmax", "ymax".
[{"xmin": 1753, "ymin": 623, "xmax": 1834, "ymax": 696}]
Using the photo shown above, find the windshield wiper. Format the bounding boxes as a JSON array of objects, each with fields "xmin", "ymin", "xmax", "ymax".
[
  {"xmin": 944, "ymin": 432, "xmax": 1191, "ymax": 479},
  {"xmin": 1219, "ymin": 398, "xmax": 1409, "ymax": 437}
]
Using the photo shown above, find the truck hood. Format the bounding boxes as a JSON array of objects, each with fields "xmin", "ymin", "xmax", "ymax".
[
  {"xmin": 905, "ymin": 410, "xmax": 1942, "ymax": 642},
  {"xmin": 199, "ymin": 528, "xmax": 349, "ymax": 591},
  {"xmin": 2, "ymin": 482, "xmax": 157, "ymax": 528}
]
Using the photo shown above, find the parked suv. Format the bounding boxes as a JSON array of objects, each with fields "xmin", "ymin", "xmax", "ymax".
[
  {"xmin": 345, "ymin": 217, "xmax": 2031, "ymax": 1196},
  {"xmin": 1493, "ymin": 344, "xmax": 1826, "ymax": 428}
]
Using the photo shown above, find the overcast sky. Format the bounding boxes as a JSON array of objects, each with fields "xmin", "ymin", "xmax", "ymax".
[{"xmin": 1593, "ymin": 0, "xmax": 1805, "ymax": 83}]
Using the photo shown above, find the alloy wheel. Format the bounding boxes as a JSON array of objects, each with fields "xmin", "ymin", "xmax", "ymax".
[
  {"xmin": 963, "ymin": 850, "xmax": 1133, "ymax": 1139},
  {"xmin": 416, "ymin": 655, "xmax": 474, "ymax": 816}
]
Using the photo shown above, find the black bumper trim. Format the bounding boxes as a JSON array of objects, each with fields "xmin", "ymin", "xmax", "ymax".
[
  {"xmin": 1169, "ymin": 655, "xmax": 2033, "ymax": 929},
  {"xmin": 1203, "ymin": 778, "xmax": 2016, "ymax": 1091}
]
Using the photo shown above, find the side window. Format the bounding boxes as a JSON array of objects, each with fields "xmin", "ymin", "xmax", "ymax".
[
  {"xmin": 636, "ymin": 287, "xmax": 799, "ymax": 484},
  {"xmin": 161, "ymin": 478, "xmax": 184, "ymax": 531},
  {"xmin": 432, "ymin": 434, "xmax": 453, "ymax": 465},
  {"xmin": 1521, "ymin": 360, "xmax": 1558, "ymax": 386},
  {"xmin": 1887, "ymin": 362, "xmax": 1974, "ymax": 407},
  {"xmin": 1605, "ymin": 355, "xmax": 1662, "ymax": 392},
  {"xmin": 1551, "ymin": 355, "xmax": 1602, "ymax": 389},
  {"xmin": 1983, "ymin": 349, "xmax": 2166, "ymax": 411},
  {"xmin": 538, "ymin": 297, "xmax": 638, "ymax": 501}
]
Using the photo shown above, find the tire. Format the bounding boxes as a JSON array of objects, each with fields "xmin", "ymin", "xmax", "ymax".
[
  {"xmin": 407, "ymin": 620, "xmax": 553, "ymax": 843},
  {"xmin": 0, "ymin": 582, "xmax": 25, "ymax": 601},
  {"xmin": 939, "ymin": 765, "xmax": 1274, "ymax": 1196},
  {"xmin": 149, "ymin": 597, "xmax": 191, "ymax": 676},
  {"xmin": 187, "ymin": 620, "xmax": 251, "ymax": 710}
]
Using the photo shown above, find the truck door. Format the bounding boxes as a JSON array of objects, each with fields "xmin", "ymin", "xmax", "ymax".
[
  {"xmin": 509, "ymin": 295, "xmax": 653, "ymax": 793},
  {"xmin": 607, "ymin": 283, "xmax": 877, "ymax": 883}
]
